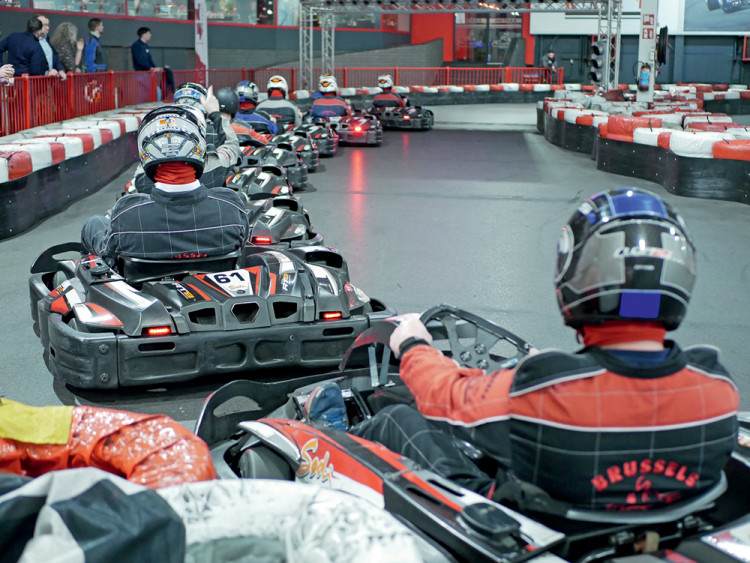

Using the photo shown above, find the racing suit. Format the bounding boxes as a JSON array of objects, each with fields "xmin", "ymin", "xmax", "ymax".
[
  {"xmin": 351, "ymin": 342, "xmax": 739, "ymax": 511},
  {"xmin": 372, "ymin": 90, "xmax": 406, "ymax": 109},
  {"xmin": 231, "ymin": 120, "xmax": 270, "ymax": 146},
  {"xmin": 310, "ymin": 94, "xmax": 351, "ymax": 119},
  {"xmin": 130, "ymin": 112, "xmax": 240, "ymax": 193},
  {"xmin": 81, "ymin": 181, "xmax": 249, "ymax": 264},
  {"xmin": 255, "ymin": 97, "xmax": 302, "ymax": 127},
  {"xmin": 235, "ymin": 108, "xmax": 278, "ymax": 135}
]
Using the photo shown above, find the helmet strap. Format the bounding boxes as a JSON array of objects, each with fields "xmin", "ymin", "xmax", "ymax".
[
  {"xmin": 154, "ymin": 162, "xmax": 197, "ymax": 185},
  {"xmin": 580, "ymin": 321, "xmax": 666, "ymax": 348}
]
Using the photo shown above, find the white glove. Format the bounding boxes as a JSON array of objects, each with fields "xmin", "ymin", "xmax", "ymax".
[
  {"xmin": 202, "ymin": 85, "xmax": 220, "ymax": 115},
  {"xmin": 389, "ymin": 314, "xmax": 432, "ymax": 358}
]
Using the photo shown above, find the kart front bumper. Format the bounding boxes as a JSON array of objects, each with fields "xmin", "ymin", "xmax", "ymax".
[
  {"xmin": 37, "ymin": 300, "xmax": 396, "ymax": 389},
  {"xmin": 380, "ymin": 116, "xmax": 433, "ymax": 130}
]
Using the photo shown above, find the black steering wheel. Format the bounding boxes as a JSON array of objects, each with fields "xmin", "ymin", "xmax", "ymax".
[{"xmin": 418, "ymin": 304, "xmax": 533, "ymax": 372}]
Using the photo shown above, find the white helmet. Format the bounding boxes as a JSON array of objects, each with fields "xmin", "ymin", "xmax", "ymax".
[
  {"xmin": 267, "ymin": 75, "xmax": 289, "ymax": 98},
  {"xmin": 318, "ymin": 74, "xmax": 338, "ymax": 94},
  {"xmin": 236, "ymin": 80, "xmax": 259, "ymax": 103},
  {"xmin": 138, "ymin": 105, "xmax": 207, "ymax": 180},
  {"xmin": 378, "ymin": 74, "xmax": 394, "ymax": 89}
]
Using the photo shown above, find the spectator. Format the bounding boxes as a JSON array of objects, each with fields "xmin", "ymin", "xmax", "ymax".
[
  {"xmin": 543, "ymin": 49, "xmax": 558, "ymax": 82},
  {"xmin": 37, "ymin": 15, "xmax": 67, "ymax": 81},
  {"xmin": 131, "ymin": 27, "xmax": 161, "ymax": 72},
  {"xmin": 50, "ymin": 22, "xmax": 84, "ymax": 73},
  {"xmin": 84, "ymin": 18, "xmax": 107, "ymax": 73},
  {"xmin": 0, "ymin": 14, "xmax": 66, "ymax": 79}
]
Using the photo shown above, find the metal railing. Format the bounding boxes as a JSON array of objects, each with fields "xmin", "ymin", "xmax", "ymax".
[{"xmin": 1, "ymin": 65, "xmax": 562, "ymax": 137}]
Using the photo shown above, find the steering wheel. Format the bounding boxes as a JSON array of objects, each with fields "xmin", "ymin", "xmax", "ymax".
[{"xmin": 418, "ymin": 304, "xmax": 533, "ymax": 372}]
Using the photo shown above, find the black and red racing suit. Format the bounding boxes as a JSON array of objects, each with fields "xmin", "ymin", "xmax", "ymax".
[{"xmin": 391, "ymin": 342, "xmax": 739, "ymax": 511}]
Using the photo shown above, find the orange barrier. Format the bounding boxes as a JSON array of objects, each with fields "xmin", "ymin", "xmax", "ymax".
[
  {"xmin": 1, "ymin": 65, "xmax": 562, "ymax": 137},
  {"xmin": 713, "ymin": 139, "xmax": 750, "ymax": 161}
]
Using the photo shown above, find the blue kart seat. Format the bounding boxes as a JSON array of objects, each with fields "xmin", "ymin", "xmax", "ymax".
[{"xmin": 117, "ymin": 250, "xmax": 242, "ymax": 285}]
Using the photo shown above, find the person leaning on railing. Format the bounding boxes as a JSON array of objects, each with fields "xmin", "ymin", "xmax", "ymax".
[
  {"xmin": 0, "ymin": 64, "xmax": 14, "ymax": 85},
  {"xmin": 50, "ymin": 22, "xmax": 84, "ymax": 73}
]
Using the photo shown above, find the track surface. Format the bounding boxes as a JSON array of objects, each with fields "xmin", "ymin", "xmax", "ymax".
[{"xmin": 2, "ymin": 104, "xmax": 749, "ymax": 430}]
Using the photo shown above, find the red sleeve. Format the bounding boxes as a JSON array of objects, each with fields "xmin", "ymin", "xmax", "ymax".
[{"xmin": 400, "ymin": 345, "xmax": 516, "ymax": 425}]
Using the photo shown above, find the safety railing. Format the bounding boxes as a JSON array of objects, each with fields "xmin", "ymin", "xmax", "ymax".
[{"xmin": 1, "ymin": 65, "xmax": 562, "ymax": 137}]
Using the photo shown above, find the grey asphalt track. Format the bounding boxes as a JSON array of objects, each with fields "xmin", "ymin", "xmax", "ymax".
[{"xmin": 2, "ymin": 103, "xmax": 749, "ymax": 432}]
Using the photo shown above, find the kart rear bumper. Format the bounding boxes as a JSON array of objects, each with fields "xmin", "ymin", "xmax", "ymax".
[
  {"xmin": 338, "ymin": 129, "xmax": 382, "ymax": 146},
  {"xmin": 316, "ymin": 137, "xmax": 338, "ymax": 156},
  {"xmin": 38, "ymin": 301, "xmax": 396, "ymax": 389},
  {"xmin": 287, "ymin": 166, "xmax": 308, "ymax": 189},
  {"xmin": 381, "ymin": 117, "xmax": 433, "ymax": 130}
]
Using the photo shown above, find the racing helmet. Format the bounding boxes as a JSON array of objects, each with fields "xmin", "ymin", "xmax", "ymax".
[
  {"xmin": 236, "ymin": 80, "xmax": 259, "ymax": 104},
  {"xmin": 318, "ymin": 75, "xmax": 338, "ymax": 94},
  {"xmin": 215, "ymin": 86, "xmax": 239, "ymax": 117},
  {"xmin": 554, "ymin": 187, "xmax": 696, "ymax": 331},
  {"xmin": 378, "ymin": 74, "xmax": 394, "ymax": 89},
  {"xmin": 174, "ymin": 82, "xmax": 208, "ymax": 110},
  {"xmin": 137, "ymin": 105, "xmax": 207, "ymax": 181},
  {"xmin": 267, "ymin": 75, "xmax": 289, "ymax": 98}
]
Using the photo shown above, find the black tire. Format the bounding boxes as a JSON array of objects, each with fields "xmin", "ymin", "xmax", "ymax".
[{"xmin": 706, "ymin": 0, "xmax": 720, "ymax": 9}]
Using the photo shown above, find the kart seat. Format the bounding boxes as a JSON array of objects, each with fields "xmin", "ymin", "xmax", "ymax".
[
  {"xmin": 564, "ymin": 471, "xmax": 728, "ymax": 525},
  {"xmin": 117, "ymin": 250, "xmax": 242, "ymax": 285}
]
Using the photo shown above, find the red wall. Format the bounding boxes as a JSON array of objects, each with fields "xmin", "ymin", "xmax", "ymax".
[{"xmin": 411, "ymin": 14, "xmax": 454, "ymax": 63}]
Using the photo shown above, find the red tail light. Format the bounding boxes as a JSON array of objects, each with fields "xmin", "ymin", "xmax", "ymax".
[
  {"xmin": 354, "ymin": 126, "xmax": 362, "ymax": 132},
  {"xmin": 145, "ymin": 326, "xmax": 171, "ymax": 336},
  {"xmin": 252, "ymin": 236, "xmax": 273, "ymax": 245},
  {"xmin": 322, "ymin": 312, "xmax": 343, "ymax": 320},
  {"xmin": 403, "ymin": 115, "xmax": 411, "ymax": 120}
]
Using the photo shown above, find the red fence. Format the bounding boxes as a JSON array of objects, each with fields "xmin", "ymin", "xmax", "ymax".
[{"xmin": 1, "ymin": 66, "xmax": 562, "ymax": 138}]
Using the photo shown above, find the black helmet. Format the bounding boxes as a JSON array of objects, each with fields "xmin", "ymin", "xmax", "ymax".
[
  {"xmin": 215, "ymin": 86, "xmax": 239, "ymax": 117},
  {"xmin": 554, "ymin": 187, "xmax": 696, "ymax": 331},
  {"xmin": 137, "ymin": 105, "xmax": 207, "ymax": 181}
]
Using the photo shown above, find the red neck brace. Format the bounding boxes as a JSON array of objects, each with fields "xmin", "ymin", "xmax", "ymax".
[
  {"xmin": 154, "ymin": 162, "xmax": 197, "ymax": 185},
  {"xmin": 579, "ymin": 321, "xmax": 666, "ymax": 348},
  {"xmin": 270, "ymin": 91, "xmax": 284, "ymax": 98},
  {"xmin": 239, "ymin": 101, "xmax": 256, "ymax": 110}
]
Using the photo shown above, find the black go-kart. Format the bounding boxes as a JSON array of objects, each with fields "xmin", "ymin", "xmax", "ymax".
[
  {"xmin": 238, "ymin": 145, "xmax": 308, "ymax": 190},
  {"xmin": 195, "ymin": 304, "xmax": 750, "ymax": 563},
  {"xmin": 225, "ymin": 164, "xmax": 323, "ymax": 248},
  {"xmin": 372, "ymin": 104, "xmax": 435, "ymax": 131},
  {"xmin": 296, "ymin": 122, "xmax": 339, "ymax": 157},
  {"xmin": 270, "ymin": 132, "xmax": 320, "ymax": 172},
  {"xmin": 707, "ymin": 0, "xmax": 750, "ymax": 12},
  {"xmin": 28, "ymin": 243, "xmax": 394, "ymax": 389},
  {"xmin": 319, "ymin": 111, "xmax": 383, "ymax": 146}
]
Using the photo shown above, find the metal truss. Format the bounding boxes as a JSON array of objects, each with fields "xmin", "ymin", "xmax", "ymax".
[
  {"xmin": 299, "ymin": 0, "xmax": 621, "ymax": 91},
  {"xmin": 596, "ymin": 0, "xmax": 622, "ymax": 91}
]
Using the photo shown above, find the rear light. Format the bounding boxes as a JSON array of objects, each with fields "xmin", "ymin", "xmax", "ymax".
[
  {"xmin": 145, "ymin": 326, "xmax": 171, "ymax": 336},
  {"xmin": 403, "ymin": 115, "xmax": 411, "ymax": 120},
  {"xmin": 354, "ymin": 126, "xmax": 362, "ymax": 132},
  {"xmin": 252, "ymin": 236, "xmax": 273, "ymax": 245},
  {"xmin": 321, "ymin": 311, "xmax": 343, "ymax": 320}
]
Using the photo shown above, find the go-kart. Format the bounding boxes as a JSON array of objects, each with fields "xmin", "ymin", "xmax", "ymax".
[
  {"xmin": 706, "ymin": 0, "xmax": 750, "ymax": 12},
  {"xmin": 28, "ymin": 243, "xmax": 394, "ymax": 389},
  {"xmin": 225, "ymin": 164, "xmax": 323, "ymax": 248},
  {"xmin": 270, "ymin": 132, "xmax": 320, "ymax": 172},
  {"xmin": 317, "ymin": 111, "xmax": 383, "ymax": 146},
  {"xmin": 195, "ymin": 305, "xmax": 750, "ymax": 563},
  {"xmin": 372, "ymin": 104, "xmax": 435, "ymax": 131},
  {"xmin": 238, "ymin": 145, "xmax": 308, "ymax": 190},
  {"xmin": 295, "ymin": 122, "xmax": 339, "ymax": 157}
]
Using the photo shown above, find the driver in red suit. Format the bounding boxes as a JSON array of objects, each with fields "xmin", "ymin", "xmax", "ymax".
[
  {"xmin": 372, "ymin": 74, "xmax": 406, "ymax": 109},
  {"xmin": 306, "ymin": 187, "xmax": 739, "ymax": 513}
]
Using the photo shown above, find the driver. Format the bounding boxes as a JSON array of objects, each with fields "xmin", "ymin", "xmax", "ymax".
[
  {"xmin": 372, "ymin": 74, "xmax": 406, "ymax": 109},
  {"xmin": 234, "ymin": 80, "xmax": 279, "ymax": 135},
  {"xmin": 81, "ymin": 104, "xmax": 248, "ymax": 266},
  {"xmin": 309, "ymin": 75, "xmax": 351, "ymax": 119},
  {"xmin": 254, "ymin": 75, "xmax": 303, "ymax": 128},
  {"xmin": 306, "ymin": 187, "xmax": 739, "ymax": 512}
]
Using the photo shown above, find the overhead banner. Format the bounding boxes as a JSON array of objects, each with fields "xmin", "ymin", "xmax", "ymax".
[
  {"xmin": 684, "ymin": 0, "xmax": 750, "ymax": 32},
  {"xmin": 195, "ymin": 0, "xmax": 208, "ymax": 84}
]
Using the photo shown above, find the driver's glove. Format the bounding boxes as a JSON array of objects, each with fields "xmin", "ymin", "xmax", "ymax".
[{"xmin": 390, "ymin": 314, "xmax": 433, "ymax": 358}]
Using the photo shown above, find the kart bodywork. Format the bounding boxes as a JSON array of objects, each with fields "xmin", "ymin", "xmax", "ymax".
[
  {"xmin": 374, "ymin": 105, "xmax": 435, "ymax": 131},
  {"xmin": 296, "ymin": 122, "xmax": 339, "ymax": 157},
  {"xmin": 195, "ymin": 305, "xmax": 750, "ymax": 563},
  {"xmin": 239, "ymin": 145, "xmax": 308, "ymax": 190},
  {"xmin": 28, "ymin": 243, "xmax": 394, "ymax": 389},
  {"xmin": 271, "ymin": 132, "xmax": 320, "ymax": 172},
  {"xmin": 706, "ymin": 0, "xmax": 750, "ymax": 11},
  {"xmin": 325, "ymin": 113, "xmax": 383, "ymax": 146}
]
